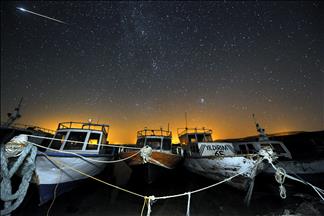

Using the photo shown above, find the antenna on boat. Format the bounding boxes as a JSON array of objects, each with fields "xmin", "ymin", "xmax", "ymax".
[
  {"xmin": 3, "ymin": 97, "xmax": 23, "ymax": 127},
  {"xmin": 185, "ymin": 112, "xmax": 188, "ymax": 130},
  {"xmin": 252, "ymin": 114, "xmax": 269, "ymax": 141}
]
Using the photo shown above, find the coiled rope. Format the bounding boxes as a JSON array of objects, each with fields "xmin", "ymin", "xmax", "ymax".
[{"xmin": 0, "ymin": 136, "xmax": 37, "ymax": 216}]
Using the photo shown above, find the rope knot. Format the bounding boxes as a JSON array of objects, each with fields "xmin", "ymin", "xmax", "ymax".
[
  {"xmin": 275, "ymin": 167, "xmax": 286, "ymax": 184},
  {"xmin": 4, "ymin": 134, "xmax": 28, "ymax": 158},
  {"xmin": 140, "ymin": 146, "xmax": 152, "ymax": 163},
  {"xmin": 141, "ymin": 196, "xmax": 156, "ymax": 216},
  {"xmin": 275, "ymin": 167, "xmax": 287, "ymax": 199},
  {"xmin": 258, "ymin": 146, "xmax": 276, "ymax": 163}
]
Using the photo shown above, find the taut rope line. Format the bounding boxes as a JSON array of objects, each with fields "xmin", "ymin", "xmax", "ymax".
[{"xmin": 31, "ymin": 141, "xmax": 141, "ymax": 164}]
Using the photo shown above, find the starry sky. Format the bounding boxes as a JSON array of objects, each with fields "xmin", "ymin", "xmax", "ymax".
[{"xmin": 1, "ymin": 1, "xmax": 323, "ymax": 143}]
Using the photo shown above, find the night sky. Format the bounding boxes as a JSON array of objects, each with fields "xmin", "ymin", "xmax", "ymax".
[{"xmin": 1, "ymin": 1, "xmax": 323, "ymax": 143}]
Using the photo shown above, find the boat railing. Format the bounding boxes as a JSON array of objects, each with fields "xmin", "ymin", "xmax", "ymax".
[
  {"xmin": 57, "ymin": 122, "xmax": 110, "ymax": 134},
  {"xmin": 1, "ymin": 122, "xmax": 55, "ymax": 134},
  {"xmin": 177, "ymin": 127, "xmax": 212, "ymax": 137},
  {"xmin": 137, "ymin": 128, "xmax": 172, "ymax": 138}
]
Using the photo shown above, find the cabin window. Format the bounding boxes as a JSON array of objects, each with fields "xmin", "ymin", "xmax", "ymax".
[
  {"xmin": 188, "ymin": 135, "xmax": 197, "ymax": 143},
  {"xmin": 64, "ymin": 132, "xmax": 87, "ymax": 150},
  {"xmin": 190, "ymin": 143, "xmax": 199, "ymax": 153},
  {"xmin": 179, "ymin": 136, "xmax": 187, "ymax": 144},
  {"xmin": 247, "ymin": 144, "xmax": 257, "ymax": 154},
  {"xmin": 86, "ymin": 133, "xmax": 101, "ymax": 150},
  {"xmin": 146, "ymin": 138, "xmax": 161, "ymax": 150},
  {"xmin": 204, "ymin": 135, "xmax": 212, "ymax": 142},
  {"xmin": 239, "ymin": 145, "xmax": 248, "ymax": 154},
  {"xmin": 271, "ymin": 143, "xmax": 286, "ymax": 154},
  {"xmin": 196, "ymin": 134, "xmax": 205, "ymax": 142},
  {"xmin": 136, "ymin": 138, "xmax": 145, "ymax": 147},
  {"xmin": 162, "ymin": 138, "xmax": 171, "ymax": 150},
  {"xmin": 50, "ymin": 132, "xmax": 67, "ymax": 150}
]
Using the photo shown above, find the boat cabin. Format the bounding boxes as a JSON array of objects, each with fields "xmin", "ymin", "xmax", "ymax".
[
  {"xmin": 177, "ymin": 128, "xmax": 233, "ymax": 157},
  {"xmin": 136, "ymin": 128, "xmax": 172, "ymax": 152},
  {"xmin": 47, "ymin": 122, "xmax": 114, "ymax": 154},
  {"xmin": 178, "ymin": 128, "xmax": 213, "ymax": 145}
]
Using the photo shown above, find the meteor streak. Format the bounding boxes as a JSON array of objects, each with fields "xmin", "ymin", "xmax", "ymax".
[{"xmin": 17, "ymin": 7, "xmax": 67, "ymax": 24}]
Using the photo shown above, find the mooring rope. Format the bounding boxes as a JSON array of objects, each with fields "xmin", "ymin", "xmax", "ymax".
[
  {"xmin": 4, "ymin": 135, "xmax": 324, "ymax": 215},
  {"xmin": 0, "ymin": 136, "xmax": 37, "ymax": 216},
  {"xmin": 263, "ymin": 156, "xmax": 324, "ymax": 201},
  {"xmin": 186, "ymin": 192, "xmax": 191, "ymax": 216},
  {"xmin": 30, "ymin": 141, "xmax": 141, "ymax": 164},
  {"xmin": 43, "ymin": 154, "xmax": 145, "ymax": 199},
  {"xmin": 46, "ymin": 167, "xmax": 64, "ymax": 216},
  {"xmin": 41, "ymin": 152, "xmax": 252, "ymax": 216}
]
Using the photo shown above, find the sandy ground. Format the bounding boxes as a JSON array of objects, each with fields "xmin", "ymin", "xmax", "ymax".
[{"xmin": 9, "ymin": 162, "xmax": 324, "ymax": 216}]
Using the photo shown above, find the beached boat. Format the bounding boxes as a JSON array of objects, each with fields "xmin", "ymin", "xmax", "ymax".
[
  {"xmin": 257, "ymin": 131, "xmax": 324, "ymax": 184},
  {"xmin": 119, "ymin": 128, "xmax": 182, "ymax": 183},
  {"xmin": 177, "ymin": 127, "xmax": 277, "ymax": 190},
  {"xmin": 216, "ymin": 126, "xmax": 324, "ymax": 184},
  {"xmin": 33, "ymin": 121, "xmax": 116, "ymax": 204}
]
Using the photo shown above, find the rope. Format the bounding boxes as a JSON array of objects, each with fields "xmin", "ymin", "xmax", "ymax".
[
  {"xmin": 264, "ymin": 158, "xmax": 324, "ymax": 201},
  {"xmin": 31, "ymin": 141, "xmax": 141, "ymax": 164},
  {"xmin": 42, "ymin": 154, "xmax": 145, "ymax": 199},
  {"xmin": 46, "ymin": 168, "xmax": 64, "ymax": 216},
  {"xmin": 140, "ymin": 146, "xmax": 152, "ymax": 163},
  {"xmin": 4, "ymin": 134, "xmax": 324, "ymax": 215},
  {"xmin": 186, "ymin": 192, "xmax": 191, "ymax": 216},
  {"xmin": 155, "ymin": 171, "xmax": 246, "ymax": 200},
  {"xmin": 244, "ymin": 157, "xmax": 264, "ymax": 206},
  {"xmin": 0, "ymin": 136, "xmax": 37, "ymax": 215},
  {"xmin": 140, "ymin": 197, "xmax": 148, "ymax": 216},
  {"xmin": 274, "ymin": 167, "xmax": 287, "ymax": 199},
  {"xmin": 146, "ymin": 196, "xmax": 155, "ymax": 216},
  {"xmin": 42, "ymin": 151, "xmax": 250, "ymax": 216}
]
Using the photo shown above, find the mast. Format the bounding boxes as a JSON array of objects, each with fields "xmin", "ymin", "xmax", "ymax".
[
  {"xmin": 252, "ymin": 114, "xmax": 269, "ymax": 141},
  {"xmin": 3, "ymin": 97, "xmax": 23, "ymax": 127}
]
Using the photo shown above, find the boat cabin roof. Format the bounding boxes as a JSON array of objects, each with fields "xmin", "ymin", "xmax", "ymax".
[
  {"xmin": 177, "ymin": 128, "xmax": 214, "ymax": 145},
  {"xmin": 137, "ymin": 128, "xmax": 172, "ymax": 139},
  {"xmin": 47, "ymin": 121, "xmax": 112, "ymax": 152},
  {"xmin": 57, "ymin": 122, "xmax": 109, "ymax": 136},
  {"xmin": 177, "ymin": 128, "xmax": 212, "ymax": 137}
]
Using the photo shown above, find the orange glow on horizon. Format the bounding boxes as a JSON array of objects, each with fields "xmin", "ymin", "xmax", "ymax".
[{"xmin": 15, "ymin": 115, "xmax": 300, "ymax": 144}]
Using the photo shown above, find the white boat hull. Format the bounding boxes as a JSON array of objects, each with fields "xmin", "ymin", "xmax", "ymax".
[
  {"xmin": 184, "ymin": 156, "xmax": 262, "ymax": 190},
  {"xmin": 34, "ymin": 152, "xmax": 111, "ymax": 204}
]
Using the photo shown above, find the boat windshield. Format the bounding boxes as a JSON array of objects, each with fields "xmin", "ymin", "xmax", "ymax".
[
  {"xmin": 136, "ymin": 138, "xmax": 145, "ymax": 147},
  {"xmin": 162, "ymin": 138, "xmax": 171, "ymax": 150},
  {"xmin": 188, "ymin": 134, "xmax": 197, "ymax": 143},
  {"xmin": 86, "ymin": 132, "xmax": 101, "ymax": 150},
  {"xmin": 49, "ymin": 132, "xmax": 67, "ymax": 150},
  {"xmin": 64, "ymin": 131, "xmax": 87, "ymax": 150},
  {"xmin": 204, "ymin": 134, "xmax": 213, "ymax": 142},
  {"xmin": 146, "ymin": 138, "xmax": 161, "ymax": 150},
  {"xmin": 270, "ymin": 142, "xmax": 287, "ymax": 154}
]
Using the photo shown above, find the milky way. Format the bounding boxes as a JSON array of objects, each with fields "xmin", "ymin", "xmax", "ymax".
[{"xmin": 1, "ymin": 2, "xmax": 323, "ymax": 143}]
